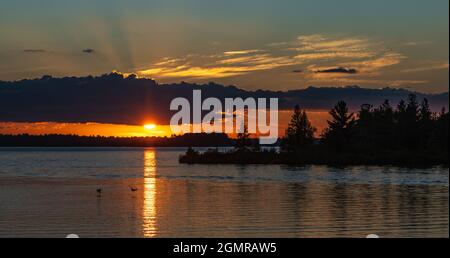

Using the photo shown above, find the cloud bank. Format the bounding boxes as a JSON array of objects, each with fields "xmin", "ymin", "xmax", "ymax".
[{"xmin": 0, "ymin": 73, "xmax": 447, "ymax": 126}]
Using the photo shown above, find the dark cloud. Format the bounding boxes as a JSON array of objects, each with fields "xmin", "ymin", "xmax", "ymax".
[
  {"xmin": 0, "ymin": 73, "xmax": 447, "ymax": 125},
  {"xmin": 315, "ymin": 67, "xmax": 358, "ymax": 74},
  {"xmin": 23, "ymin": 49, "xmax": 46, "ymax": 53},
  {"xmin": 82, "ymin": 48, "xmax": 95, "ymax": 54}
]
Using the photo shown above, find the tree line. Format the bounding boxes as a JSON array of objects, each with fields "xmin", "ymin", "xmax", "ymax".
[
  {"xmin": 180, "ymin": 94, "xmax": 448, "ymax": 166},
  {"xmin": 281, "ymin": 94, "xmax": 449, "ymax": 153},
  {"xmin": 0, "ymin": 133, "xmax": 233, "ymax": 147}
]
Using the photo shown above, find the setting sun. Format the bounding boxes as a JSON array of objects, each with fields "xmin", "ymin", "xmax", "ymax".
[{"xmin": 144, "ymin": 124, "xmax": 157, "ymax": 130}]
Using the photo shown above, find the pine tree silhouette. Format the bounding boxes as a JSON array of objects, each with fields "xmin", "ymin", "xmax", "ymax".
[
  {"xmin": 282, "ymin": 105, "xmax": 316, "ymax": 152},
  {"xmin": 235, "ymin": 122, "xmax": 252, "ymax": 152},
  {"xmin": 321, "ymin": 101, "xmax": 356, "ymax": 150}
]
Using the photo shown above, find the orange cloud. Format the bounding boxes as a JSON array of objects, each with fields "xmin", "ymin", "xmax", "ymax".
[
  {"xmin": 402, "ymin": 62, "xmax": 449, "ymax": 73},
  {"xmin": 133, "ymin": 34, "xmax": 408, "ymax": 86},
  {"xmin": 137, "ymin": 51, "xmax": 297, "ymax": 79},
  {"xmin": 223, "ymin": 50, "xmax": 262, "ymax": 56},
  {"xmin": 341, "ymin": 52, "xmax": 406, "ymax": 74}
]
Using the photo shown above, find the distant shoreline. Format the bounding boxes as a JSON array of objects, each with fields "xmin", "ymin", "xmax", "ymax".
[{"xmin": 0, "ymin": 133, "xmax": 236, "ymax": 148}]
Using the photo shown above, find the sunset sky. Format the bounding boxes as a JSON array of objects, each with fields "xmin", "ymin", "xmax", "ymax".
[
  {"xmin": 0, "ymin": 111, "xmax": 331, "ymax": 138},
  {"xmin": 0, "ymin": 0, "xmax": 448, "ymax": 137},
  {"xmin": 0, "ymin": 0, "xmax": 448, "ymax": 93}
]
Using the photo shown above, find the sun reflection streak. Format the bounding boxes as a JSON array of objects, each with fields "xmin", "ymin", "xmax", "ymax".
[{"xmin": 142, "ymin": 149, "xmax": 157, "ymax": 237}]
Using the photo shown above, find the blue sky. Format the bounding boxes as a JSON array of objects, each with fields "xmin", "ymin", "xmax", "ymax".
[{"xmin": 0, "ymin": 0, "xmax": 448, "ymax": 92}]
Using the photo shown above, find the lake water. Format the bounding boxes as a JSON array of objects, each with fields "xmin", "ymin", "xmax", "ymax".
[{"xmin": 0, "ymin": 147, "xmax": 448, "ymax": 238}]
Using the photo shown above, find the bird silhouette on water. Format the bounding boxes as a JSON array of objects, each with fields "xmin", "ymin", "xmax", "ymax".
[
  {"xmin": 129, "ymin": 185, "xmax": 138, "ymax": 192},
  {"xmin": 96, "ymin": 188, "xmax": 102, "ymax": 197}
]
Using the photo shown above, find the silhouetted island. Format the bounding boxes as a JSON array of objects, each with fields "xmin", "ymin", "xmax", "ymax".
[{"xmin": 180, "ymin": 95, "xmax": 449, "ymax": 167}]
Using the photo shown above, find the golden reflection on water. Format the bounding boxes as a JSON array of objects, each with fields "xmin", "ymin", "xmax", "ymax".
[
  {"xmin": 0, "ymin": 149, "xmax": 447, "ymax": 238},
  {"xmin": 142, "ymin": 149, "xmax": 157, "ymax": 237}
]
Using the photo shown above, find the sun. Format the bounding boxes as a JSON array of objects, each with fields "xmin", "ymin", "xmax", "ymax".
[{"xmin": 144, "ymin": 124, "xmax": 156, "ymax": 130}]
